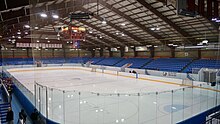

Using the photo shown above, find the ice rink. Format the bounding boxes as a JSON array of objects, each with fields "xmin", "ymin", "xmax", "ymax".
[{"xmin": 6, "ymin": 66, "xmax": 220, "ymax": 124}]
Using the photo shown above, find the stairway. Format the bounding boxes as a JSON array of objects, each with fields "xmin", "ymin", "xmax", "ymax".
[
  {"xmin": 181, "ymin": 59, "xmax": 197, "ymax": 73},
  {"xmin": 0, "ymin": 103, "xmax": 10, "ymax": 124}
]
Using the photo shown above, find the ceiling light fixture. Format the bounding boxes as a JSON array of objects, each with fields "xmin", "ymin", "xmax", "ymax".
[
  {"xmin": 25, "ymin": 32, "xmax": 28, "ymax": 35},
  {"xmin": 89, "ymin": 31, "xmax": 93, "ymax": 34},
  {"xmin": 47, "ymin": 40, "xmax": 50, "ymax": 43},
  {"xmin": 17, "ymin": 36, "xmax": 21, "ymax": 39},
  {"xmin": 121, "ymin": 33, "xmax": 125, "ymax": 36},
  {"xmin": 121, "ymin": 23, "xmax": 126, "ymax": 26},
  {"xmin": 52, "ymin": 15, "xmax": 59, "ymax": 19},
  {"xmin": 150, "ymin": 28, "xmax": 155, "ymax": 31},
  {"xmin": 37, "ymin": 40, "xmax": 40, "ymax": 43},
  {"xmin": 102, "ymin": 18, "xmax": 107, "ymax": 24},
  {"xmin": 34, "ymin": 26, "xmax": 39, "ymax": 30},
  {"xmin": 24, "ymin": 25, "xmax": 30, "ymax": 28},
  {"xmin": 40, "ymin": 13, "xmax": 47, "ymax": 18}
]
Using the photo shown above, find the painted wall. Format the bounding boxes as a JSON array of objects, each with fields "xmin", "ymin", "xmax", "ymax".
[{"xmin": 201, "ymin": 50, "xmax": 219, "ymax": 59}]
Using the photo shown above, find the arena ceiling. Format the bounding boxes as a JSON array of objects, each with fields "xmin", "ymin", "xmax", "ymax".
[{"xmin": 0, "ymin": 0, "xmax": 219, "ymax": 49}]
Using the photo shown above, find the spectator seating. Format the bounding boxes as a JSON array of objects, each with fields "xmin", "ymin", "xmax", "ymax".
[
  {"xmin": 115, "ymin": 58, "xmax": 152, "ymax": 68},
  {"xmin": 65, "ymin": 57, "xmax": 90, "ymax": 63},
  {"xmin": 183, "ymin": 59, "xmax": 220, "ymax": 73},
  {"xmin": 88, "ymin": 57, "xmax": 105, "ymax": 64},
  {"xmin": 96, "ymin": 57, "xmax": 124, "ymax": 66},
  {"xmin": 142, "ymin": 58, "xmax": 192, "ymax": 72}
]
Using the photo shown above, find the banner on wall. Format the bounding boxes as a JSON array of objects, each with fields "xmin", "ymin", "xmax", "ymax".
[{"xmin": 16, "ymin": 43, "xmax": 62, "ymax": 48}]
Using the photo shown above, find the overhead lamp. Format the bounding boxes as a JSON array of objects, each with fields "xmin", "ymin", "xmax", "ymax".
[
  {"xmin": 216, "ymin": 20, "xmax": 220, "ymax": 23},
  {"xmin": 37, "ymin": 40, "xmax": 40, "ymax": 43},
  {"xmin": 8, "ymin": 39, "xmax": 11, "ymax": 42},
  {"xmin": 25, "ymin": 32, "xmax": 28, "ymax": 35},
  {"xmin": 34, "ymin": 26, "xmax": 39, "ymax": 30},
  {"xmin": 156, "ymin": 27, "xmax": 160, "ymax": 30},
  {"xmin": 202, "ymin": 39, "xmax": 208, "ymax": 44},
  {"xmin": 121, "ymin": 33, "xmax": 125, "ymax": 36},
  {"xmin": 57, "ymin": 33, "xmax": 60, "ymax": 37},
  {"xmin": 47, "ymin": 40, "xmax": 50, "ymax": 43},
  {"xmin": 45, "ymin": 37, "xmax": 48, "ymax": 40},
  {"xmin": 212, "ymin": 18, "xmax": 217, "ymax": 21},
  {"xmin": 121, "ymin": 23, "xmax": 126, "ymax": 26},
  {"xmin": 116, "ymin": 32, "xmax": 119, "ymax": 35},
  {"xmin": 67, "ymin": 41, "xmax": 69, "ymax": 43},
  {"xmin": 17, "ymin": 36, "xmax": 21, "ymax": 39},
  {"xmin": 52, "ymin": 14, "xmax": 59, "ymax": 19},
  {"xmin": 99, "ymin": 36, "xmax": 103, "ymax": 39},
  {"xmin": 146, "ymin": 45, "xmax": 152, "ymax": 47},
  {"xmin": 17, "ymin": 32, "xmax": 21, "ymax": 35},
  {"xmin": 73, "ymin": 30, "xmax": 78, "ymax": 32},
  {"xmin": 12, "ymin": 36, "xmax": 15, "ymax": 38},
  {"xmin": 70, "ymin": 41, "xmax": 73, "ymax": 43},
  {"xmin": 150, "ymin": 28, "xmax": 155, "ymax": 31},
  {"xmin": 154, "ymin": 46, "xmax": 158, "ymax": 48},
  {"xmin": 89, "ymin": 31, "xmax": 93, "ymax": 33},
  {"xmin": 102, "ymin": 18, "xmax": 107, "ymax": 24},
  {"xmin": 24, "ymin": 25, "xmax": 30, "ymax": 28},
  {"xmin": 197, "ymin": 42, "xmax": 203, "ymax": 46},
  {"xmin": 173, "ymin": 44, "xmax": 178, "ymax": 47},
  {"xmin": 168, "ymin": 43, "xmax": 173, "ymax": 46},
  {"xmin": 40, "ymin": 13, "xmax": 47, "ymax": 18}
]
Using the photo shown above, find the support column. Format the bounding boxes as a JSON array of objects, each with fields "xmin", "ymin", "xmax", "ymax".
[
  {"xmin": 171, "ymin": 47, "xmax": 175, "ymax": 58},
  {"xmin": 109, "ymin": 47, "xmax": 113, "ymax": 57},
  {"xmin": 52, "ymin": 49, "xmax": 55, "ymax": 58},
  {"xmin": 198, "ymin": 49, "xmax": 201, "ymax": 59},
  {"xmin": 120, "ymin": 47, "xmax": 125, "ymax": 57},
  {"xmin": 90, "ymin": 48, "xmax": 95, "ymax": 57},
  {"xmin": 133, "ymin": 47, "xmax": 138, "ymax": 57},
  {"xmin": 100, "ymin": 48, "xmax": 103, "ymax": 57},
  {"xmin": 150, "ymin": 46, "xmax": 155, "ymax": 58}
]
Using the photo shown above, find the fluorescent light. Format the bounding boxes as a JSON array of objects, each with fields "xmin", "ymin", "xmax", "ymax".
[
  {"xmin": 154, "ymin": 46, "xmax": 158, "ymax": 48},
  {"xmin": 24, "ymin": 25, "xmax": 30, "ymax": 28},
  {"xmin": 57, "ymin": 33, "xmax": 60, "ymax": 37},
  {"xmin": 22, "ymin": 49, "xmax": 26, "ymax": 51},
  {"xmin": 151, "ymin": 28, "xmax": 155, "ymax": 31},
  {"xmin": 73, "ymin": 30, "xmax": 78, "ymax": 32},
  {"xmin": 8, "ymin": 39, "xmax": 11, "ymax": 41},
  {"xmin": 17, "ymin": 36, "xmax": 21, "ymax": 39},
  {"xmin": 216, "ymin": 20, "xmax": 220, "ymax": 23},
  {"xmin": 45, "ymin": 37, "xmax": 48, "ymax": 39},
  {"xmin": 202, "ymin": 39, "xmax": 208, "ymax": 44},
  {"xmin": 25, "ymin": 32, "xmax": 28, "ymax": 35},
  {"xmin": 89, "ymin": 31, "xmax": 93, "ymax": 33},
  {"xmin": 121, "ymin": 33, "xmax": 125, "ymax": 36},
  {"xmin": 67, "ymin": 41, "xmax": 69, "ymax": 43},
  {"xmin": 168, "ymin": 43, "xmax": 173, "ymax": 46},
  {"xmin": 116, "ymin": 32, "xmax": 119, "ymax": 35},
  {"xmin": 40, "ymin": 13, "xmax": 47, "ymax": 18},
  {"xmin": 37, "ymin": 40, "xmax": 40, "ymax": 43},
  {"xmin": 197, "ymin": 43, "xmax": 203, "ymax": 46},
  {"xmin": 99, "ymin": 36, "xmax": 102, "ymax": 38},
  {"xmin": 121, "ymin": 23, "xmax": 126, "ymax": 26},
  {"xmin": 47, "ymin": 40, "xmax": 50, "ymax": 43},
  {"xmin": 102, "ymin": 20, "xmax": 107, "ymax": 24},
  {"xmin": 12, "ymin": 36, "xmax": 15, "ymax": 38},
  {"xmin": 146, "ymin": 45, "xmax": 152, "ymax": 47},
  {"xmin": 173, "ymin": 44, "xmax": 178, "ymax": 47},
  {"xmin": 34, "ymin": 26, "xmax": 39, "ymax": 30},
  {"xmin": 212, "ymin": 18, "xmax": 217, "ymax": 21},
  {"xmin": 52, "ymin": 15, "xmax": 59, "ymax": 19},
  {"xmin": 156, "ymin": 27, "xmax": 160, "ymax": 30}
]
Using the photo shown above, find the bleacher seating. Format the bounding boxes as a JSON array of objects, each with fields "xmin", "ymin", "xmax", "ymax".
[
  {"xmin": 96, "ymin": 57, "xmax": 124, "ymax": 66},
  {"xmin": 142, "ymin": 58, "xmax": 192, "ymax": 72},
  {"xmin": 66, "ymin": 57, "xmax": 90, "ymax": 63},
  {"xmin": 183, "ymin": 59, "xmax": 220, "ymax": 73},
  {"xmin": 115, "ymin": 58, "xmax": 152, "ymax": 68},
  {"xmin": 88, "ymin": 57, "xmax": 105, "ymax": 64}
]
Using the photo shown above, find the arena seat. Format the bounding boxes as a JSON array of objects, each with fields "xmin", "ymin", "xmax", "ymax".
[
  {"xmin": 88, "ymin": 57, "xmax": 105, "ymax": 64},
  {"xmin": 96, "ymin": 57, "xmax": 124, "ymax": 66},
  {"xmin": 183, "ymin": 59, "xmax": 220, "ymax": 73},
  {"xmin": 143, "ymin": 58, "xmax": 192, "ymax": 72},
  {"xmin": 66, "ymin": 57, "xmax": 91, "ymax": 63},
  {"xmin": 115, "ymin": 58, "xmax": 152, "ymax": 68}
]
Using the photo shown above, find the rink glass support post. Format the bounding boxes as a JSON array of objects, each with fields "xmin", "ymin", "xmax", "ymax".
[
  {"xmin": 46, "ymin": 87, "xmax": 48, "ymax": 118},
  {"xmin": 63, "ymin": 90, "xmax": 65, "ymax": 124},
  {"xmin": 34, "ymin": 83, "xmax": 36, "ymax": 107},
  {"xmin": 136, "ymin": 73, "xmax": 138, "ymax": 79},
  {"xmin": 39, "ymin": 86, "xmax": 41, "ymax": 112}
]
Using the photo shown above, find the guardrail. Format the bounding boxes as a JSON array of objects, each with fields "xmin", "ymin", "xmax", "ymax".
[{"xmin": 0, "ymin": 79, "xmax": 11, "ymax": 103}]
